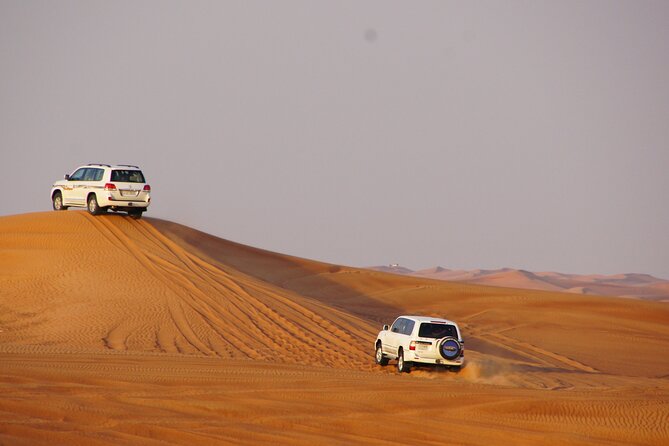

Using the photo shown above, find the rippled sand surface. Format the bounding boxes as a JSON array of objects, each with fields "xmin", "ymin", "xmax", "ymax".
[{"xmin": 1, "ymin": 212, "xmax": 668, "ymax": 445}]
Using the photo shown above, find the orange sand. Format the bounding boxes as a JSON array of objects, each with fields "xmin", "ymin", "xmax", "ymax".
[{"xmin": 1, "ymin": 211, "xmax": 668, "ymax": 445}]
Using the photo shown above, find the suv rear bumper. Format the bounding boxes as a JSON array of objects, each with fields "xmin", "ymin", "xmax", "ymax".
[
  {"xmin": 405, "ymin": 350, "xmax": 464, "ymax": 367},
  {"xmin": 99, "ymin": 195, "xmax": 150, "ymax": 209}
]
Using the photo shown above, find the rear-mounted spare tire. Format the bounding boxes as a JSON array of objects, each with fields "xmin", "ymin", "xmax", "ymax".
[{"xmin": 438, "ymin": 337, "xmax": 462, "ymax": 361}]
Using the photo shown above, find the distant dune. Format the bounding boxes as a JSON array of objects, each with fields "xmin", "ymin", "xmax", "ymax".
[
  {"xmin": 1, "ymin": 212, "xmax": 669, "ymax": 445},
  {"xmin": 371, "ymin": 265, "xmax": 669, "ymax": 301}
]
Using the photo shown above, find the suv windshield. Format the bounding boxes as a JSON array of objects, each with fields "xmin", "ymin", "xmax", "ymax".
[
  {"xmin": 418, "ymin": 323, "xmax": 458, "ymax": 339},
  {"xmin": 111, "ymin": 170, "xmax": 145, "ymax": 183}
]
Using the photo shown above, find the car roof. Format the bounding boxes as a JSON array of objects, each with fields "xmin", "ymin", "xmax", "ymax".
[
  {"xmin": 79, "ymin": 164, "xmax": 143, "ymax": 170},
  {"xmin": 397, "ymin": 315, "xmax": 458, "ymax": 325}
]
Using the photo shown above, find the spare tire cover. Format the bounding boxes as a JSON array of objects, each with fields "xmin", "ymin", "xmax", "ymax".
[{"xmin": 439, "ymin": 337, "xmax": 461, "ymax": 360}]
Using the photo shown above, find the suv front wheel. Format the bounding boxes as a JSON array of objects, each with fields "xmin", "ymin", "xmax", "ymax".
[
  {"xmin": 52, "ymin": 191, "xmax": 67, "ymax": 211},
  {"xmin": 87, "ymin": 194, "xmax": 105, "ymax": 215}
]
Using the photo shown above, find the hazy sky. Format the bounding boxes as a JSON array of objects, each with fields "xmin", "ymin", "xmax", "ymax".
[{"xmin": 1, "ymin": 1, "xmax": 668, "ymax": 278}]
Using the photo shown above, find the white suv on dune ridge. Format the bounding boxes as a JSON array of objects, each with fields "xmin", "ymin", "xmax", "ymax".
[
  {"xmin": 51, "ymin": 164, "xmax": 151, "ymax": 219},
  {"xmin": 375, "ymin": 315, "xmax": 464, "ymax": 373}
]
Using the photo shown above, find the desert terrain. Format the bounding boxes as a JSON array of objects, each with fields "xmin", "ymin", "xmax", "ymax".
[
  {"xmin": 1, "ymin": 211, "xmax": 668, "ymax": 445},
  {"xmin": 371, "ymin": 266, "xmax": 669, "ymax": 301}
]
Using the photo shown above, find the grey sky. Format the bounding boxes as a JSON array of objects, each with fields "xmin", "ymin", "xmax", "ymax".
[{"xmin": 1, "ymin": 1, "xmax": 668, "ymax": 278}]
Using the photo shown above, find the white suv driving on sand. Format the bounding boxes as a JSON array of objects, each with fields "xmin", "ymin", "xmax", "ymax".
[
  {"xmin": 375, "ymin": 315, "xmax": 464, "ymax": 373},
  {"xmin": 51, "ymin": 164, "xmax": 151, "ymax": 219}
]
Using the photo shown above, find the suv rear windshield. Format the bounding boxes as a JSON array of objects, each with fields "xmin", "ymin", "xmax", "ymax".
[
  {"xmin": 418, "ymin": 323, "xmax": 458, "ymax": 339},
  {"xmin": 111, "ymin": 170, "xmax": 145, "ymax": 183}
]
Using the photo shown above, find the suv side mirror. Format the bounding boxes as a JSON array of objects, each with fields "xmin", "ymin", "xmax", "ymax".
[
  {"xmin": 382, "ymin": 324, "xmax": 389, "ymax": 331},
  {"xmin": 64, "ymin": 174, "xmax": 70, "ymax": 180}
]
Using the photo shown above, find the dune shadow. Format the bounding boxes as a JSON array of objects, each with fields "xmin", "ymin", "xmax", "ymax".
[{"xmin": 145, "ymin": 218, "xmax": 404, "ymax": 326}]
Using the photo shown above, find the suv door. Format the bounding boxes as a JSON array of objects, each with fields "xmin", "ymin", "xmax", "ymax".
[
  {"xmin": 64, "ymin": 168, "xmax": 87, "ymax": 206},
  {"xmin": 72, "ymin": 168, "xmax": 103, "ymax": 205},
  {"xmin": 385, "ymin": 318, "xmax": 411, "ymax": 356},
  {"xmin": 82, "ymin": 168, "xmax": 104, "ymax": 204}
]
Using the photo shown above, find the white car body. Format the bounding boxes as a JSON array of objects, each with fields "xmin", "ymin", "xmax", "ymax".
[
  {"xmin": 51, "ymin": 164, "xmax": 151, "ymax": 218},
  {"xmin": 375, "ymin": 315, "xmax": 464, "ymax": 373}
]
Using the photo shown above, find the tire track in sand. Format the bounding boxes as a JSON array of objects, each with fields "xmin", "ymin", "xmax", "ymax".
[
  {"xmin": 133, "ymin": 218, "xmax": 375, "ymax": 367},
  {"xmin": 83, "ymin": 214, "xmax": 373, "ymax": 369},
  {"xmin": 466, "ymin": 323, "xmax": 599, "ymax": 374}
]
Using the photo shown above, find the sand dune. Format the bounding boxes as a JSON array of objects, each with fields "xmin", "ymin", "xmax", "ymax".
[
  {"xmin": 1, "ymin": 212, "xmax": 669, "ymax": 445},
  {"xmin": 0, "ymin": 212, "xmax": 372, "ymax": 368},
  {"xmin": 377, "ymin": 265, "xmax": 669, "ymax": 301}
]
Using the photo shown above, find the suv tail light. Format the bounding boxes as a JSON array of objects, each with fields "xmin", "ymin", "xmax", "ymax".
[
  {"xmin": 104, "ymin": 183, "xmax": 117, "ymax": 191},
  {"xmin": 410, "ymin": 341, "xmax": 431, "ymax": 351},
  {"xmin": 143, "ymin": 185, "xmax": 151, "ymax": 192}
]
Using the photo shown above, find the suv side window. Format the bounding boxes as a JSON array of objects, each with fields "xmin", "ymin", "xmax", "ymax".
[
  {"xmin": 93, "ymin": 168, "xmax": 104, "ymax": 181},
  {"xmin": 390, "ymin": 317, "xmax": 407, "ymax": 334},
  {"xmin": 69, "ymin": 168, "xmax": 86, "ymax": 181},
  {"xmin": 82, "ymin": 168, "xmax": 98, "ymax": 181},
  {"xmin": 390, "ymin": 318, "xmax": 403, "ymax": 333},
  {"xmin": 391, "ymin": 318, "xmax": 414, "ymax": 336}
]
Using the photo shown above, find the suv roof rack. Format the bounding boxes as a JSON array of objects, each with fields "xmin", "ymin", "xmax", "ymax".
[
  {"xmin": 87, "ymin": 163, "xmax": 111, "ymax": 167},
  {"xmin": 117, "ymin": 164, "xmax": 139, "ymax": 168}
]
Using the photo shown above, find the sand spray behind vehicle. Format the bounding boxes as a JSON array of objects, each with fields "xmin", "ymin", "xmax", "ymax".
[{"xmin": 410, "ymin": 355, "xmax": 516, "ymax": 386}]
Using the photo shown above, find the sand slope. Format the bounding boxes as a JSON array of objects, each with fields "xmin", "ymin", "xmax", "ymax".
[
  {"xmin": 0, "ymin": 212, "xmax": 372, "ymax": 368},
  {"xmin": 1, "ymin": 212, "xmax": 669, "ymax": 445}
]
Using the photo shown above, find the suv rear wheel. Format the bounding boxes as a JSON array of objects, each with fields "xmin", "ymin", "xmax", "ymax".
[
  {"xmin": 375, "ymin": 343, "xmax": 389, "ymax": 366},
  {"xmin": 128, "ymin": 209, "xmax": 143, "ymax": 220},
  {"xmin": 87, "ymin": 194, "xmax": 105, "ymax": 215},
  {"xmin": 397, "ymin": 349, "xmax": 411, "ymax": 373},
  {"xmin": 52, "ymin": 191, "xmax": 67, "ymax": 211}
]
